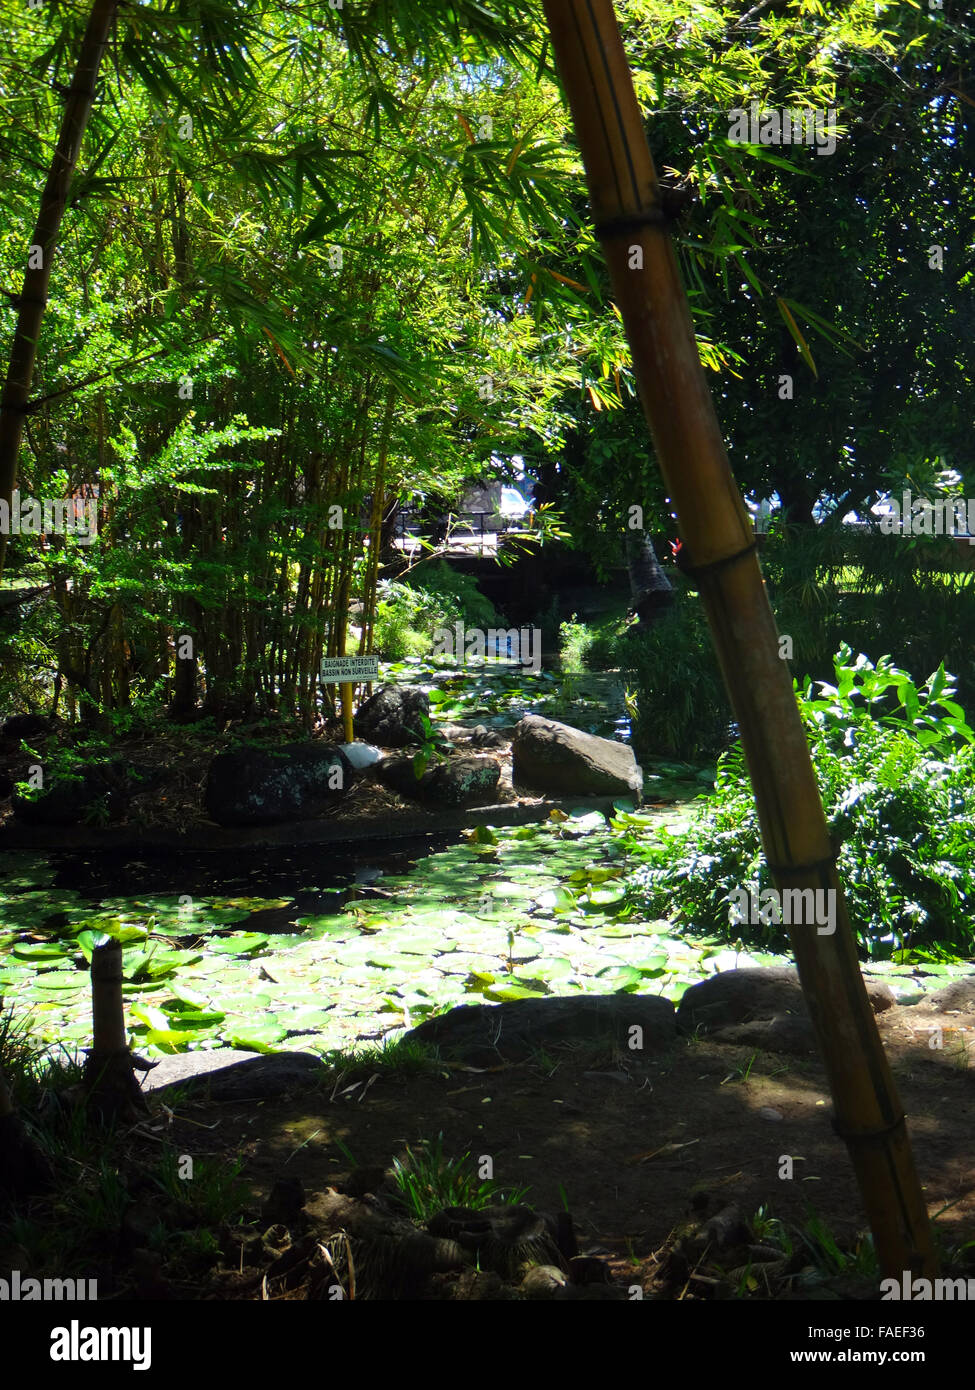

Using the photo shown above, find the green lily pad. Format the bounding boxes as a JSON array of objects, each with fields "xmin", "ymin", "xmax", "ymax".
[
  {"xmin": 484, "ymin": 983, "xmax": 548, "ymax": 1002},
  {"xmin": 30, "ymin": 970, "xmax": 87, "ymax": 992},
  {"xmin": 288, "ymin": 1008, "xmax": 334, "ymax": 1030},
  {"xmin": 633, "ymin": 954, "xmax": 669, "ymax": 975},
  {"xmin": 516, "ymin": 956, "xmax": 573, "ymax": 982},
  {"xmin": 586, "ymin": 886, "xmax": 626, "ymax": 908},
  {"xmin": 11, "ymin": 941, "xmax": 71, "ymax": 960},
  {"xmin": 208, "ymin": 932, "xmax": 270, "ymax": 956},
  {"xmin": 225, "ymin": 1022, "xmax": 288, "ymax": 1051}
]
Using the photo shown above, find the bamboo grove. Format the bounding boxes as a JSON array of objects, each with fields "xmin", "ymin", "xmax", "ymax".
[
  {"xmin": 0, "ymin": 0, "xmax": 607, "ymax": 725},
  {"xmin": 1, "ymin": 0, "xmax": 970, "ymax": 729}
]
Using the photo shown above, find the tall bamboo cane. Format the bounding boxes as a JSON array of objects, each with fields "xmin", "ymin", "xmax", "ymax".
[
  {"xmin": 541, "ymin": 0, "xmax": 935, "ymax": 1279},
  {"xmin": 0, "ymin": 0, "xmax": 120, "ymax": 581}
]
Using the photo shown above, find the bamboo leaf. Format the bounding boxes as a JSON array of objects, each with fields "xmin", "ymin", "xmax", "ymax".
[{"xmin": 776, "ymin": 296, "xmax": 818, "ymax": 379}]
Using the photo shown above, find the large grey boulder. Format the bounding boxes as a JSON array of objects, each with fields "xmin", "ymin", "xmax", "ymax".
[
  {"xmin": 377, "ymin": 754, "xmax": 501, "ymax": 807},
  {"xmin": 204, "ymin": 742, "xmax": 353, "ymax": 825},
  {"xmin": 677, "ymin": 966, "xmax": 895, "ymax": 1053},
  {"xmin": 404, "ymin": 994, "xmax": 675, "ymax": 1065},
  {"xmin": 512, "ymin": 714, "xmax": 642, "ymax": 799},
  {"xmin": 353, "ymin": 685, "xmax": 430, "ymax": 747}
]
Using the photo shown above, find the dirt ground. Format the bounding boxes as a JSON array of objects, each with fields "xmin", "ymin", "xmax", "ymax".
[{"xmin": 133, "ymin": 1004, "xmax": 975, "ymax": 1299}]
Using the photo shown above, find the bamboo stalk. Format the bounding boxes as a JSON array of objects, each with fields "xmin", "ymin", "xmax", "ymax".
[
  {"xmin": 0, "ymin": 0, "xmax": 120, "ymax": 580},
  {"xmin": 541, "ymin": 0, "xmax": 935, "ymax": 1279}
]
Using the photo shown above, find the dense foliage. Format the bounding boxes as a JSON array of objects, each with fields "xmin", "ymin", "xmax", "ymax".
[
  {"xmin": 3, "ymin": 0, "xmax": 972, "ymax": 729},
  {"xmin": 624, "ymin": 647, "xmax": 975, "ymax": 958}
]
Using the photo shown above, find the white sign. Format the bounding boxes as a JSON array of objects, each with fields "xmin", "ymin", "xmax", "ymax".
[{"xmin": 320, "ymin": 655, "xmax": 379, "ymax": 682}]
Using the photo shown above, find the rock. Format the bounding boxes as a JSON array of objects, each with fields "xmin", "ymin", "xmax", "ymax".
[
  {"xmin": 141, "ymin": 1049, "xmax": 327, "ymax": 1100},
  {"xmin": 337, "ymin": 742, "xmax": 382, "ymax": 771},
  {"xmin": 204, "ymin": 742, "xmax": 353, "ymax": 825},
  {"xmin": 377, "ymin": 754, "xmax": 501, "ymax": 807},
  {"xmin": 404, "ymin": 994, "xmax": 676, "ymax": 1065},
  {"xmin": 1, "ymin": 713, "xmax": 51, "ymax": 743},
  {"xmin": 678, "ymin": 967, "xmax": 894, "ymax": 1047},
  {"xmin": 12, "ymin": 759, "xmax": 143, "ymax": 826},
  {"xmin": 521, "ymin": 1265, "xmax": 569, "ymax": 1298},
  {"xmin": 710, "ymin": 1014, "xmax": 818, "ymax": 1055},
  {"xmin": 427, "ymin": 757, "xmax": 501, "ymax": 806},
  {"xmin": 916, "ymin": 975, "xmax": 975, "ymax": 1014},
  {"xmin": 353, "ymin": 686, "xmax": 430, "ymax": 747},
  {"xmin": 677, "ymin": 968, "xmax": 805, "ymax": 1032},
  {"xmin": 864, "ymin": 980, "xmax": 896, "ymax": 1013},
  {"xmin": 511, "ymin": 714, "xmax": 642, "ymax": 799},
  {"xmin": 467, "ymin": 725, "xmax": 505, "ymax": 749}
]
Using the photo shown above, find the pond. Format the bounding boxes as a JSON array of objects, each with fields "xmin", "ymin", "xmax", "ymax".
[
  {"xmin": 380, "ymin": 655, "xmax": 633, "ymax": 742},
  {"xmin": 2, "ymin": 803, "xmax": 784, "ymax": 1065}
]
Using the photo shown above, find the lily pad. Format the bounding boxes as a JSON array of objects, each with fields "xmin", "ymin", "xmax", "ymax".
[
  {"xmin": 30, "ymin": 970, "xmax": 87, "ymax": 992},
  {"xmin": 208, "ymin": 932, "xmax": 270, "ymax": 956},
  {"xmin": 484, "ymin": 983, "xmax": 548, "ymax": 1002},
  {"xmin": 11, "ymin": 941, "xmax": 71, "ymax": 961}
]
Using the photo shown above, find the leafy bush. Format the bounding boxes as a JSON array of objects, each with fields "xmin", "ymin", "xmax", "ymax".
[
  {"xmin": 373, "ymin": 586, "xmax": 431, "ymax": 659},
  {"xmin": 615, "ymin": 594, "xmax": 733, "ymax": 759},
  {"xmin": 760, "ymin": 520, "xmax": 975, "ymax": 713},
  {"xmin": 624, "ymin": 646, "xmax": 975, "ymax": 958},
  {"xmin": 404, "ymin": 560, "xmax": 504, "ymax": 632},
  {"xmin": 374, "ymin": 563, "xmax": 505, "ymax": 659},
  {"xmin": 559, "ymin": 618, "xmax": 595, "ymax": 672}
]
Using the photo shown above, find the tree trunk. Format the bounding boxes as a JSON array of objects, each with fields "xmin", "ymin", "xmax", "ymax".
[
  {"xmin": 0, "ymin": 0, "xmax": 120, "ymax": 580},
  {"xmin": 82, "ymin": 940, "xmax": 148, "ymax": 1122},
  {"xmin": 625, "ymin": 529, "xmax": 674, "ymax": 625}
]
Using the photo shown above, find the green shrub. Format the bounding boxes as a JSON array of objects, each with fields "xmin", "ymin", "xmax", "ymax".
[
  {"xmin": 623, "ymin": 645, "xmax": 975, "ymax": 958},
  {"xmin": 761, "ymin": 521, "xmax": 975, "ymax": 713},
  {"xmin": 373, "ymin": 563, "xmax": 505, "ymax": 660},
  {"xmin": 404, "ymin": 560, "xmax": 504, "ymax": 632},
  {"xmin": 615, "ymin": 595, "xmax": 733, "ymax": 759},
  {"xmin": 373, "ymin": 587, "xmax": 431, "ymax": 659},
  {"xmin": 559, "ymin": 618, "xmax": 595, "ymax": 672}
]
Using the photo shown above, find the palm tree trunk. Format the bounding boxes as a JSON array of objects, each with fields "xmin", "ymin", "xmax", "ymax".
[{"xmin": 625, "ymin": 529, "xmax": 674, "ymax": 625}]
